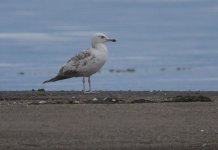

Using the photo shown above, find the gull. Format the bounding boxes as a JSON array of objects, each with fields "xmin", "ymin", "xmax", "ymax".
[{"xmin": 43, "ymin": 32, "xmax": 116, "ymax": 93}]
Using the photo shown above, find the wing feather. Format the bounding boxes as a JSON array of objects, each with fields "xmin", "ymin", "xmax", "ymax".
[
  {"xmin": 67, "ymin": 49, "xmax": 92, "ymax": 63},
  {"xmin": 57, "ymin": 49, "xmax": 93, "ymax": 77}
]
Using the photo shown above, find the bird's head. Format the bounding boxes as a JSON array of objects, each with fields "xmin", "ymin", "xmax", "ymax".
[{"xmin": 92, "ymin": 33, "xmax": 116, "ymax": 48}]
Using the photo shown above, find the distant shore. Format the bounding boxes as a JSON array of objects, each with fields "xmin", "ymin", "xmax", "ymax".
[{"xmin": 0, "ymin": 91, "xmax": 218, "ymax": 150}]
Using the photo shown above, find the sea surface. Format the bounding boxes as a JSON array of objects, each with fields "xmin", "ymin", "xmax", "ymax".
[{"xmin": 1, "ymin": 0, "xmax": 218, "ymax": 91}]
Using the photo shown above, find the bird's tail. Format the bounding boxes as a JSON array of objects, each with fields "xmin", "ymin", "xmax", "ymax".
[
  {"xmin": 43, "ymin": 75, "xmax": 71, "ymax": 84},
  {"xmin": 43, "ymin": 76, "xmax": 60, "ymax": 84}
]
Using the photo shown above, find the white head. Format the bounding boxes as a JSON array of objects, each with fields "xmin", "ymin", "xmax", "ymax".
[{"xmin": 92, "ymin": 33, "xmax": 116, "ymax": 48}]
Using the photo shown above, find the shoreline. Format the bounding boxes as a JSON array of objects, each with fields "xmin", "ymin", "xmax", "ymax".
[
  {"xmin": 0, "ymin": 91, "xmax": 218, "ymax": 150},
  {"xmin": 0, "ymin": 91, "xmax": 217, "ymax": 104}
]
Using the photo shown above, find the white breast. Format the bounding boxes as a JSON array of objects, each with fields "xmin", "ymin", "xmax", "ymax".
[{"xmin": 77, "ymin": 46, "xmax": 108, "ymax": 76}]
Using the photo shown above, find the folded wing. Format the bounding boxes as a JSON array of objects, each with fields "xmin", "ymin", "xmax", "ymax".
[{"xmin": 43, "ymin": 49, "xmax": 93, "ymax": 83}]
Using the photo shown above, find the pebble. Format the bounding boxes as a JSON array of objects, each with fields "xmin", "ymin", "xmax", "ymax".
[
  {"xmin": 92, "ymin": 98, "xmax": 98, "ymax": 101},
  {"xmin": 111, "ymin": 99, "xmax": 116, "ymax": 102},
  {"xmin": 73, "ymin": 100, "xmax": 80, "ymax": 104},
  {"xmin": 39, "ymin": 100, "xmax": 47, "ymax": 104}
]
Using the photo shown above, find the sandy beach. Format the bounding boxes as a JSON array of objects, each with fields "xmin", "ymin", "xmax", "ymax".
[{"xmin": 0, "ymin": 91, "xmax": 218, "ymax": 150}]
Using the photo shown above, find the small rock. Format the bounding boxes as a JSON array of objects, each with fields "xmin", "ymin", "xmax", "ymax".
[
  {"xmin": 73, "ymin": 100, "xmax": 80, "ymax": 104},
  {"xmin": 111, "ymin": 99, "xmax": 116, "ymax": 102},
  {"xmin": 92, "ymin": 98, "xmax": 98, "ymax": 102},
  {"xmin": 39, "ymin": 100, "xmax": 47, "ymax": 104},
  {"xmin": 103, "ymin": 97, "xmax": 124, "ymax": 104},
  {"xmin": 85, "ymin": 97, "xmax": 124, "ymax": 104}
]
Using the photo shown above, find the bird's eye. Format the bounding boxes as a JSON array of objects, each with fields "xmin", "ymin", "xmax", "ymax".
[{"xmin": 100, "ymin": 36, "xmax": 104, "ymax": 39}]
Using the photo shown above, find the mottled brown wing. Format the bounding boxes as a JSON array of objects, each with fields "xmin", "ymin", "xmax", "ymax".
[
  {"xmin": 67, "ymin": 49, "xmax": 91, "ymax": 63},
  {"xmin": 57, "ymin": 49, "xmax": 92, "ymax": 77}
]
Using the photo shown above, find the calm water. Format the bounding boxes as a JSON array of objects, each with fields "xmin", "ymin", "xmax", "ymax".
[{"xmin": 0, "ymin": 0, "xmax": 218, "ymax": 91}]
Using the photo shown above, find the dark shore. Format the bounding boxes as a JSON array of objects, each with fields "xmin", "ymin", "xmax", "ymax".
[{"xmin": 0, "ymin": 91, "xmax": 218, "ymax": 150}]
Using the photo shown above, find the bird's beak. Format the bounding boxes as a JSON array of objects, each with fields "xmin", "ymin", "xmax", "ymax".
[{"xmin": 106, "ymin": 38, "xmax": 116, "ymax": 42}]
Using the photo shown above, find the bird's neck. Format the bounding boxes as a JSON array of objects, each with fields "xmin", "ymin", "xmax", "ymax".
[{"xmin": 92, "ymin": 43, "xmax": 107, "ymax": 51}]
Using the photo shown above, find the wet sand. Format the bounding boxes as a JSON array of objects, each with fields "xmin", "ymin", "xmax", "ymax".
[{"xmin": 0, "ymin": 91, "xmax": 218, "ymax": 150}]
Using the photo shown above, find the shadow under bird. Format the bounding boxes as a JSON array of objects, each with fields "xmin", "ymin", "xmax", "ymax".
[{"xmin": 43, "ymin": 33, "xmax": 116, "ymax": 93}]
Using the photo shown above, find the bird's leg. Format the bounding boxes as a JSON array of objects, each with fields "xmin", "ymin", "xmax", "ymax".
[
  {"xmin": 88, "ymin": 76, "xmax": 91, "ymax": 92},
  {"xmin": 83, "ymin": 76, "xmax": 97, "ymax": 94},
  {"xmin": 83, "ymin": 76, "xmax": 98, "ymax": 93},
  {"xmin": 82, "ymin": 76, "xmax": 85, "ymax": 92}
]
